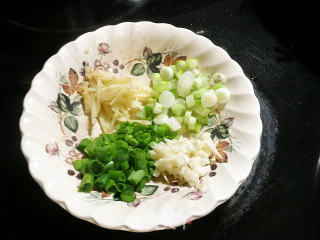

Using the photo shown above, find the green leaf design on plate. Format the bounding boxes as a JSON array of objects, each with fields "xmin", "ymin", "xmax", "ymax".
[
  {"xmin": 131, "ymin": 63, "xmax": 146, "ymax": 76},
  {"xmin": 146, "ymin": 65, "xmax": 159, "ymax": 79},
  {"xmin": 49, "ymin": 101, "xmax": 61, "ymax": 113},
  {"xmin": 140, "ymin": 185, "xmax": 158, "ymax": 196},
  {"xmin": 57, "ymin": 93, "xmax": 72, "ymax": 112},
  {"xmin": 225, "ymin": 145, "xmax": 233, "ymax": 152},
  {"xmin": 143, "ymin": 47, "xmax": 152, "ymax": 59},
  {"xmin": 64, "ymin": 115, "xmax": 78, "ymax": 133},
  {"xmin": 147, "ymin": 67, "xmax": 153, "ymax": 79},
  {"xmin": 207, "ymin": 115, "xmax": 217, "ymax": 127},
  {"xmin": 222, "ymin": 117, "xmax": 234, "ymax": 127},
  {"xmin": 211, "ymin": 125, "xmax": 229, "ymax": 139},
  {"xmin": 147, "ymin": 53, "xmax": 162, "ymax": 66},
  {"xmin": 70, "ymin": 106, "xmax": 82, "ymax": 116}
]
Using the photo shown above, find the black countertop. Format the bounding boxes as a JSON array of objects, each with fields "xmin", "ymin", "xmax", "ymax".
[{"xmin": 3, "ymin": 0, "xmax": 320, "ymax": 239}]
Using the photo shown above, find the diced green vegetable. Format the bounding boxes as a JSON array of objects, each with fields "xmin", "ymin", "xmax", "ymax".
[
  {"xmin": 76, "ymin": 138, "xmax": 92, "ymax": 151},
  {"xmin": 78, "ymin": 173, "xmax": 94, "ymax": 193},
  {"xmin": 171, "ymin": 103, "xmax": 186, "ymax": 116},
  {"xmin": 160, "ymin": 66, "xmax": 174, "ymax": 81},
  {"xmin": 153, "ymin": 102, "xmax": 163, "ymax": 114},
  {"xmin": 176, "ymin": 60, "xmax": 187, "ymax": 71},
  {"xmin": 120, "ymin": 189, "xmax": 135, "ymax": 202},
  {"xmin": 186, "ymin": 58, "xmax": 198, "ymax": 70},
  {"xmin": 186, "ymin": 94, "xmax": 195, "ymax": 107},
  {"xmin": 94, "ymin": 174, "xmax": 110, "ymax": 192},
  {"xmin": 193, "ymin": 87, "xmax": 207, "ymax": 99},
  {"xmin": 188, "ymin": 116, "xmax": 197, "ymax": 130}
]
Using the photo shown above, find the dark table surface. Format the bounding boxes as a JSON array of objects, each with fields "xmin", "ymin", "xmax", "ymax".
[{"xmin": 3, "ymin": 0, "xmax": 320, "ymax": 239}]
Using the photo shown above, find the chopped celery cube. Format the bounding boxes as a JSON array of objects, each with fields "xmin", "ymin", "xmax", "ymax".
[
  {"xmin": 176, "ymin": 60, "xmax": 186, "ymax": 71},
  {"xmin": 171, "ymin": 103, "xmax": 187, "ymax": 116},
  {"xmin": 169, "ymin": 79, "xmax": 177, "ymax": 90},
  {"xmin": 195, "ymin": 122, "xmax": 202, "ymax": 133},
  {"xmin": 197, "ymin": 115, "xmax": 209, "ymax": 124},
  {"xmin": 175, "ymin": 98, "xmax": 187, "ymax": 106},
  {"xmin": 188, "ymin": 116, "xmax": 197, "ymax": 130},
  {"xmin": 147, "ymin": 98, "xmax": 157, "ymax": 107},
  {"xmin": 192, "ymin": 69, "xmax": 200, "ymax": 77},
  {"xmin": 159, "ymin": 91, "xmax": 175, "ymax": 108},
  {"xmin": 153, "ymin": 80, "xmax": 170, "ymax": 93},
  {"xmin": 160, "ymin": 66, "xmax": 174, "ymax": 81},
  {"xmin": 184, "ymin": 111, "xmax": 192, "ymax": 124},
  {"xmin": 153, "ymin": 113, "xmax": 169, "ymax": 125},
  {"xmin": 167, "ymin": 117, "xmax": 182, "ymax": 131},
  {"xmin": 193, "ymin": 88, "xmax": 207, "ymax": 99},
  {"xmin": 152, "ymin": 73, "xmax": 161, "ymax": 81},
  {"xmin": 197, "ymin": 106, "xmax": 212, "ymax": 116},
  {"xmin": 186, "ymin": 58, "xmax": 198, "ymax": 70},
  {"xmin": 153, "ymin": 102, "xmax": 163, "ymax": 114},
  {"xmin": 215, "ymin": 87, "xmax": 231, "ymax": 104},
  {"xmin": 175, "ymin": 116, "xmax": 184, "ymax": 124},
  {"xmin": 213, "ymin": 82, "xmax": 224, "ymax": 90},
  {"xmin": 201, "ymin": 89, "xmax": 217, "ymax": 107},
  {"xmin": 193, "ymin": 77, "xmax": 203, "ymax": 89},
  {"xmin": 186, "ymin": 94, "xmax": 195, "ymax": 107}
]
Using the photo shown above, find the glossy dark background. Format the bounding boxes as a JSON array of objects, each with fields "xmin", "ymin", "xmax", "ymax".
[{"xmin": 2, "ymin": 0, "xmax": 320, "ymax": 239}]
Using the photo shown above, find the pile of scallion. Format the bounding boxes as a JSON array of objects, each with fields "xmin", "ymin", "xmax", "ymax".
[{"xmin": 73, "ymin": 121, "xmax": 177, "ymax": 202}]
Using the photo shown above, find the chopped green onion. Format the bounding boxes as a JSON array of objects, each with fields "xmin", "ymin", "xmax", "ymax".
[
  {"xmin": 186, "ymin": 94, "xmax": 195, "ymax": 107},
  {"xmin": 186, "ymin": 58, "xmax": 198, "ymax": 70},
  {"xmin": 120, "ymin": 189, "xmax": 135, "ymax": 202},
  {"xmin": 78, "ymin": 173, "xmax": 94, "ymax": 193},
  {"xmin": 160, "ymin": 66, "xmax": 174, "ymax": 81},
  {"xmin": 153, "ymin": 102, "xmax": 163, "ymax": 114},
  {"xmin": 128, "ymin": 170, "xmax": 145, "ymax": 185}
]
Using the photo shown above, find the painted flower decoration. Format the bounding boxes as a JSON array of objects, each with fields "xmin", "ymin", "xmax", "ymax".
[
  {"xmin": 61, "ymin": 68, "xmax": 84, "ymax": 96},
  {"xmin": 45, "ymin": 142, "xmax": 59, "ymax": 156},
  {"xmin": 98, "ymin": 43, "xmax": 111, "ymax": 55},
  {"xmin": 163, "ymin": 53, "xmax": 187, "ymax": 66}
]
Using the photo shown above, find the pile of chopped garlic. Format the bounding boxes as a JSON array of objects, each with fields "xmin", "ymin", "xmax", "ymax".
[
  {"xmin": 79, "ymin": 68, "xmax": 152, "ymax": 133},
  {"xmin": 150, "ymin": 132, "xmax": 220, "ymax": 189}
]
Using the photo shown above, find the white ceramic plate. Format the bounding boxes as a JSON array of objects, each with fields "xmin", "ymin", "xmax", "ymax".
[{"xmin": 20, "ymin": 21, "xmax": 262, "ymax": 232}]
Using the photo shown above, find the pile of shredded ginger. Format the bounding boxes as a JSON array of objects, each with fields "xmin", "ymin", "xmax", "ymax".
[{"xmin": 78, "ymin": 68, "xmax": 152, "ymax": 133}]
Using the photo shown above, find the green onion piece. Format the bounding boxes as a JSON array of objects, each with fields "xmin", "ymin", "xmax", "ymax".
[
  {"xmin": 120, "ymin": 189, "xmax": 135, "ymax": 202},
  {"xmin": 186, "ymin": 58, "xmax": 198, "ymax": 70},
  {"xmin": 84, "ymin": 137, "xmax": 103, "ymax": 157},
  {"xmin": 96, "ymin": 146, "xmax": 113, "ymax": 163},
  {"xmin": 213, "ymin": 82, "xmax": 224, "ymax": 90},
  {"xmin": 136, "ymin": 177, "xmax": 147, "ymax": 192},
  {"xmin": 171, "ymin": 103, "xmax": 187, "ymax": 116},
  {"xmin": 78, "ymin": 173, "xmax": 94, "ymax": 193},
  {"xmin": 128, "ymin": 170, "xmax": 145, "ymax": 185},
  {"xmin": 86, "ymin": 160, "xmax": 104, "ymax": 175},
  {"xmin": 104, "ymin": 179, "xmax": 117, "ymax": 193},
  {"xmin": 120, "ymin": 160, "xmax": 130, "ymax": 170},
  {"xmin": 116, "ymin": 183, "xmax": 127, "ymax": 192},
  {"xmin": 133, "ymin": 149, "xmax": 147, "ymax": 170},
  {"xmin": 94, "ymin": 174, "xmax": 110, "ymax": 192},
  {"xmin": 193, "ymin": 88, "xmax": 207, "ymax": 99},
  {"xmin": 103, "ymin": 161, "xmax": 114, "ymax": 173},
  {"xmin": 147, "ymin": 160, "xmax": 155, "ymax": 167},
  {"xmin": 124, "ymin": 135, "xmax": 138, "ymax": 146},
  {"xmin": 109, "ymin": 170, "xmax": 126, "ymax": 183},
  {"xmin": 76, "ymin": 138, "xmax": 92, "ymax": 151},
  {"xmin": 176, "ymin": 60, "xmax": 186, "ymax": 71},
  {"xmin": 73, "ymin": 159, "xmax": 83, "ymax": 172}
]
